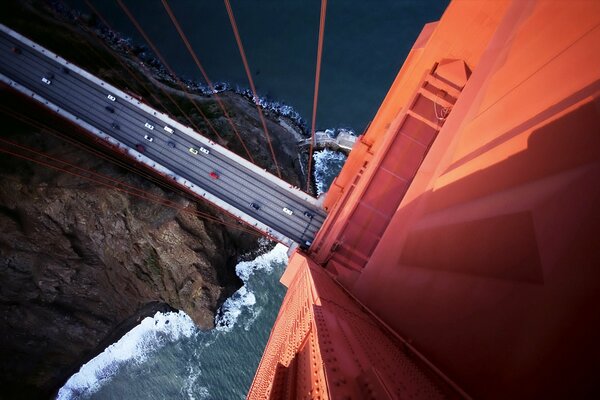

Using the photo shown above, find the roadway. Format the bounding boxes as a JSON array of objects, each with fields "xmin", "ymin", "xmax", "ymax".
[{"xmin": 0, "ymin": 26, "xmax": 326, "ymax": 245}]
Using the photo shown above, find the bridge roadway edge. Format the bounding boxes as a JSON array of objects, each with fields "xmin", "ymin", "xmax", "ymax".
[
  {"xmin": 0, "ymin": 73, "xmax": 294, "ymax": 247},
  {"xmin": 0, "ymin": 23, "xmax": 319, "ymax": 208}
]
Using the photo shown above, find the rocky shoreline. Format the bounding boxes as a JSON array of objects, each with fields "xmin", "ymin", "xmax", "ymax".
[
  {"xmin": 48, "ymin": 0, "xmax": 309, "ymax": 136},
  {"xmin": 0, "ymin": 1, "xmax": 310, "ymax": 398}
]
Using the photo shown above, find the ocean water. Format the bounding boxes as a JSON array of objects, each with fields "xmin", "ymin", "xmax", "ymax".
[
  {"xmin": 65, "ymin": 0, "xmax": 449, "ymax": 132},
  {"xmin": 58, "ymin": 242, "xmax": 289, "ymax": 400},
  {"xmin": 56, "ymin": 151, "xmax": 346, "ymax": 400},
  {"xmin": 313, "ymin": 148, "xmax": 347, "ymax": 196},
  {"xmin": 56, "ymin": 1, "xmax": 448, "ymax": 398}
]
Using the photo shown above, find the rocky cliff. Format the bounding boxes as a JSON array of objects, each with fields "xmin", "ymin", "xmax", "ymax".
[
  {"xmin": 0, "ymin": 2, "xmax": 307, "ymax": 398},
  {"xmin": 0, "ymin": 90, "xmax": 276, "ymax": 398}
]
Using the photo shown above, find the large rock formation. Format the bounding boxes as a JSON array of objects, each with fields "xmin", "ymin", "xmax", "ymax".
[
  {"xmin": 0, "ymin": 2, "xmax": 307, "ymax": 397},
  {"xmin": 0, "ymin": 90, "xmax": 279, "ymax": 397}
]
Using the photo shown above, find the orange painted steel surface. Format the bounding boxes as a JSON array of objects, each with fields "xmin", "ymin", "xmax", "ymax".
[
  {"xmin": 248, "ymin": 252, "xmax": 463, "ymax": 399},
  {"xmin": 251, "ymin": 0, "xmax": 600, "ymax": 398}
]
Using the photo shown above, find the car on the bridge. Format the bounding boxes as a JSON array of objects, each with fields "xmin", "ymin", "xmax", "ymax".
[
  {"xmin": 303, "ymin": 211, "xmax": 314, "ymax": 219},
  {"xmin": 189, "ymin": 147, "xmax": 199, "ymax": 155},
  {"xmin": 11, "ymin": 46, "xmax": 22, "ymax": 54},
  {"xmin": 144, "ymin": 135, "xmax": 153, "ymax": 142},
  {"xmin": 167, "ymin": 141, "xmax": 176, "ymax": 148},
  {"xmin": 144, "ymin": 122, "xmax": 154, "ymax": 130},
  {"xmin": 300, "ymin": 240, "xmax": 312, "ymax": 250},
  {"xmin": 283, "ymin": 207, "xmax": 294, "ymax": 216},
  {"xmin": 41, "ymin": 73, "xmax": 54, "ymax": 85},
  {"xmin": 111, "ymin": 122, "xmax": 120, "ymax": 130},
  {"xmin": 105, "ymin": 105, "xmax": 115, "ymax": 113},
  {"xmin": 135, "ymin": 144, "xmax": 145, "ymax": 153},
  {"xmin": 209, "ymin": 171, "xmax": 219, "ymax": 180},
  {"xmin": 164, "ymin": 125, "xmax": 174, "ymax": 134},
  {"xmin": 200, "ymin": 147, "xmax": 210, "ymax": 155},
  {"xmin": 107, "ymin": 94, "xmax": 116, "ymax": 102},
  {"xmin": 250, "ymin": 202, "xmax": 260, "ymax": 210}
]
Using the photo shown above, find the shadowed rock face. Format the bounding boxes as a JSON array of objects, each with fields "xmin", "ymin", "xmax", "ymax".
[
  {"xmin": 0, "ymin": 2, "xmax": 308, "ymax": 398},
  {"xmin": 0, "ymin": 86, "xmax": 290, "ymax": 398}
]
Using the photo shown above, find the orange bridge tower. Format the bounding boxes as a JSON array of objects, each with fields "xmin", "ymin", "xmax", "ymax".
[{"xmin": 249, "ymin": 0, "xmax": 600, "ymax": 398}]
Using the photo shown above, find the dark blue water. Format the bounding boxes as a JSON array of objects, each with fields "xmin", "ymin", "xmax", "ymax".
[
  {"xmin": 66, "ymin": 0, "xmax": 448, "ymax": 132},
  {"xmin": 57, "ymin": 1, "xmax": 448, "ymax": 398},
  {"xmin": 58, "ymin": 245, "xmax": 290, "ymax": 400}
]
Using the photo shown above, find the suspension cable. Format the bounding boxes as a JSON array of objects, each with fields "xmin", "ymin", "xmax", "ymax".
[
  {"xmin": 0, "ymin": 104, "xmax": 205, "ymax": 204},
  {"xmin": 117, "ymin": 0, "xmax": 254, "ymax": 158},
  {"xmin": 158, "ymin": 0, "xmax": 258, "ymax": 166},
  {"xmin": 0, "ymin": 138, "xmax": 265, "ymax": 237},
  {"xmin": 306, "ymin": 0, "xmax": 328, "ymax": 192},
  {"xmin": 0, "ymin": 106, "xmax": 266, "ymax": 237},
  {"xmin": 222, "ymin": 0, "xmax": 281, "ymax": 178},
  {"xmin": 81, "ymin": 0, "xmax": 171, "ymax": 115},
  {"xmin": 85, "ymin": 0, "xmax": 213, "ymax": 136}
]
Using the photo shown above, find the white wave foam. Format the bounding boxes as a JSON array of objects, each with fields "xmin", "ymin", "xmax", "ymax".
[
  {"xmin": 244, "ymin": 306, "xmax": 264, "ymax": 331},
  {"xmin": 235, "ymin": 243, "xmax": 288, "ymax": 281},
  {"xmin": 58, "ymin": 244, "xmax": 288, "ymax": 397},
  {"xmin": 183, "ymin": 362, "xmax": 209, "ymax": 400},
  {"xmin": 215, "ymin": 244, "xmax": 288, "ymax": 332},
  {"xmin": 57, "ymin": 311, "xmax": 197, "ymax": 400},
  {"xmin": 215, "ymin": 286, "xmax": 256, "ymax": 331},
  {"xmin": 313, "ymin": 148, "xmax": 348, "ymax": 195},
  {"xmin": 177, "ymin": 80, "xmax": 307, "ymax": 130}
]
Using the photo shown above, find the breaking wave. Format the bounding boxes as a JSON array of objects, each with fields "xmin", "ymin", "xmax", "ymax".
[
  {"xmin": 57, "ymin": 243, "xmax": 288, "ymax": 399},
  {"xmin": 215, "ymin": 243, "xmax": 288, "ymax": 331},
  {"xmin": 313, "ymin": 148, "xmax": 348, "ymax": 195},
  {"xmin": 56, "ymin": 311, "xmax": 197, "ymax": 400}
]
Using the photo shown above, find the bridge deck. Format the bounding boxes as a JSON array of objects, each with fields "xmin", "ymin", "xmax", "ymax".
[{"xmin": 0, "ymin": 24, "xmax": 326, "ymax": 246}]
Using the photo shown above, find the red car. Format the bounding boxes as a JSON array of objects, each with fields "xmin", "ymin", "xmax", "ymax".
[{"xmin": 209, "ymin": 171, "xmax": 219, "ymax": 180}]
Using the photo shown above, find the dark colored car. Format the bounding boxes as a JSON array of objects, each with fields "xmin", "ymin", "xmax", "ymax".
[
  {"xmin": 303, "ymin": 211, "xmax": 314, "ymax": 219},
  {"xmin": 11, "ymin": 46, "xmax": 21, "ymax": 54},
  {"xmin": 135, "ymin": 144, "xmax": 145, "ymax": 153},
  {"xmin": 167, "ymin": 141, "xmax": 176, "ymax": 148},
  {"xmin": 250, "ymin": 202, "xmax": 260, "ymax": 210},
  {"xmin": 105, "ymin": 105, "xmax": 115, "ymax": 113},
  {"xmin": 111, "ymin": 122, "xmax": 120, "ymax": 130}
]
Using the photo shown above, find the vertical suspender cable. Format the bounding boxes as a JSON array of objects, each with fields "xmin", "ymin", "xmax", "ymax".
[
  {"xmin": 306, "ymin": 0, "xmax": 327, "ymax": 193},
  {"xmin": 86, "ymin": 0, "xmax": 214, "ymax": 137},
  {"xmin": 1, "ymin": 104, "xmax": 210, "ymax": 211},
  {"xmin": 156, "ymin": 0, "xmax": 257, "ymax": 164},
  {"xmin": 223, "ymin": 0, "xmax": 281, "ymax": 178},
  {"xmin": 116, "ymin": 0, "xmax": 253, "ymax": 153},
  {"xmin": 83, "ymin": 0, "xmax": 171, "ymax": 115},
  {"xmin": 0, "ymin": 136, "xmax": 264, "ymax": 236}
]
